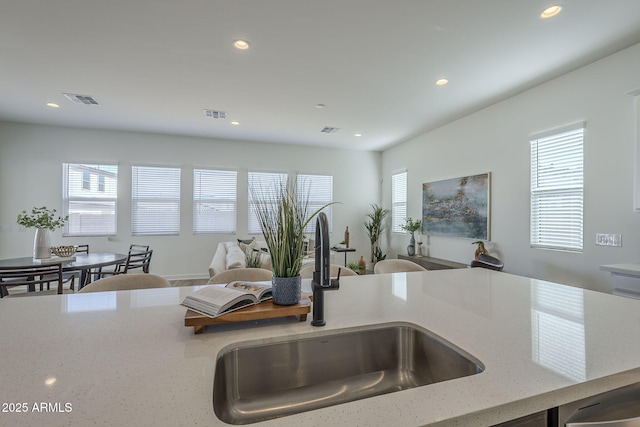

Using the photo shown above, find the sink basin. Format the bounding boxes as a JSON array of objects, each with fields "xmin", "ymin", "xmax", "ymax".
[{"xmin": 213, "ymin": 322, "xmax": 484, "ymax": 424}]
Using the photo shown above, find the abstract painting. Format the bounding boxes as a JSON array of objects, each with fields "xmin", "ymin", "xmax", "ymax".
[{"xmin": 422, "ymin": 173, "xmax": 490, "ymax": 240}]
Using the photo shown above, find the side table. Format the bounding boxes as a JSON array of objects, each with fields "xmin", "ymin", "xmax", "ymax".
[{"xmin": 331, "ymin": 247, "xmax": 356, "ymax": 266}]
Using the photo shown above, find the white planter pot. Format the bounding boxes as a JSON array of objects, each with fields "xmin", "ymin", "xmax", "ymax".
[{"xmin": 33, "ymin": 227, "xmax": 51, "ymax": 259}]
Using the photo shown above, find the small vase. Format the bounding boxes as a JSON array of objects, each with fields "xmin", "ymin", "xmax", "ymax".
[
  {"xmin": 358, "ymin": 255, "xmax": 366, "ymax": 275},
  {"xmin": 272, "ymin": 276, "xmax": 301, "ymax": 305},
  {"xmin": 33, "ymin": 227, "xmax": 51, "ymax": 259},
  {"xmin": 407, "ymin": 232, "xmax": 416, "ymax": 256}
]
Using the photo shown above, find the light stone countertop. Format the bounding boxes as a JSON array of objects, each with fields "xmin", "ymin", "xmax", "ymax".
[{"xmin": 2, "ymin": 268, "xmax": 640, "ymax": 426}]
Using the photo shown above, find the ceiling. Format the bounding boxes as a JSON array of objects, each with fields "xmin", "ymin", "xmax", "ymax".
[{"xmin": 2, "ymin": 1, "xmax": 640, "ymax": 152}]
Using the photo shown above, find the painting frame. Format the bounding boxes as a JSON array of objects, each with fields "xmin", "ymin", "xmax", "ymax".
[{"xmin": 422, "ymin": 172, "xmax": 491, "ymax": 240}]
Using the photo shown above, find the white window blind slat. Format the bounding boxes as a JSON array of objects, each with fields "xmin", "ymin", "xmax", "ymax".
[
  {"xmin": 530, "ymin": 127, "xmax": 584, "ymax": 251},
  {"xmin": 391, "ymin": 171, "xmax": 408, "ymax": 233},
  {"xmin": 248, "ymin": 171, "xmax": 287, "ymax": 234},
  {"xmin": 63, "ymin": 163, "xmax": 118, "ymax": 236},
  {"xmin": 193, "ymin": 169, "xmax": 237, "ymax": 234},
  {"xmin": 297, "ymin": 174, "xmax": 333, "ymax": 234},
  {"xmin": 132, "ymin": 166, "xmax": 181, "ymax": 236}
]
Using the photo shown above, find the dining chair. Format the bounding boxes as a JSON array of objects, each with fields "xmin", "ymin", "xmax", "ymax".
[
  {"xmin": 373, "ymin": 259, "xmax": 428, "ymax": 274},
  {"xmin": 94, "ymin": 244, "xmax": 150, "ymax": 278},
  {"xmin": 94, "ymin": 249, "xmax": 153, "ymax": 278},
  {"xmin": 208, "ymin": 268, "xmax": 273, "ymax": 285},
  {"xmin": 299, "ymin": 264, "xmax": 358, "ymax": 279},
  {"xmin": 0, "ymin": 263, "xmax": 64, "ymax": 298},
  {"xmin": 78, "ymin": 273, "xmax": 170, "ymax": 293}
]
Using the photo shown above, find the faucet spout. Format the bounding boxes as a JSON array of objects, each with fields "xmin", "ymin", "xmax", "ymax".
[{"xmin": 311, "ymin": 212, "xmax": 339, "ymax": 327}]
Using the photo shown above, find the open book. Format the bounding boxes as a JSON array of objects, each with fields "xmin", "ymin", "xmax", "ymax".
[{"xmin": 181, "ymin": 281, "xmax": 272, "ymax": 318}]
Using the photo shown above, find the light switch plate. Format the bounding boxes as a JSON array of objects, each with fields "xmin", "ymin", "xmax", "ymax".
[{"xmin": 596, "ymin": 233, "xmax": 622, "ymax": 246}]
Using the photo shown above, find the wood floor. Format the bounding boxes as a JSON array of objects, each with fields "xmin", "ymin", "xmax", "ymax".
[{"xmin": 169, "ymin": 278, "xmax": 209, "ymax": 287}]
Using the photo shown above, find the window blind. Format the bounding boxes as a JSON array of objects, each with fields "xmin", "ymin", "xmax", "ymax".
[
  {"xmin": 248, "ymin": 171, "xmax": 287, "ymax": 234},
  {"xmin": 132, "ymin": 166, "xmax": 181, "ymax": 236},
  {"xmin": 193, "ymin": 169, "xmax": 237, "ymax": 234},
  {"xmin": 297, "ymin": 174, "xmax": 333, "ymax": 233},
  {"xmin": 530, "ymin": 125, "xmax": 584, "ymax": 251},
  {"xmin": 391, "ymin": 170, "xmax": 408, "ymax": 233},
  {"xmin": 63, "ymin": 163, "xmax": 118, "ymax": 236}
]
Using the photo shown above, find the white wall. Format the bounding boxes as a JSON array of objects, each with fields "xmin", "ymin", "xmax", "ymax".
[
  {"xmin": 0, "ymin": 123, "xmax": 381, "ymax": 279},
  {"xmin": 3, "ymin": 43, "xmax": 638, "ymax": 290},
  {"xmin": 382, "ymin": 43, "xmax": 640, "ymax": 293}
]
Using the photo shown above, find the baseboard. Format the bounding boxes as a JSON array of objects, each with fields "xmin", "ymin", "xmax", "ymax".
[{"xmin": 163, "ymin": 273, "xmax": 210, "ymax": 281}]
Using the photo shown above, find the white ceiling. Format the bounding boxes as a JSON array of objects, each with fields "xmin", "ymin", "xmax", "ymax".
[{"xmin": 2, "ymin": 1, "xmax": 640, "ymax": 152}]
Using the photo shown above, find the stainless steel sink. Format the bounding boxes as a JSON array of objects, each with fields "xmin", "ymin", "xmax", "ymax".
[{"xmin": 213, "ymin": 322, "xmax": 484, "ymax": 424}]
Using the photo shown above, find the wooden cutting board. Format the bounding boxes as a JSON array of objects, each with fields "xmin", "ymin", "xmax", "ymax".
[{"xmin": 184, "ymin": 298, "xmax": 311, "ymax": 334}]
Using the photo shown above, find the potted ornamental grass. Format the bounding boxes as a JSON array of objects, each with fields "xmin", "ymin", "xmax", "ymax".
[
  {"xmin": 251, "ymin": 180, "xmax": 332, "ymax": 305},
  {"xmin": 17, "ymin": 206, "xmax": 68, "ymax": 259},
  {"xmin": 364, "ymin": 204, "xmax": 389, "ymax": 264}
]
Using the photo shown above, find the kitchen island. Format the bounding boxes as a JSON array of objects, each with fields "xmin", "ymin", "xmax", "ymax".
[{"xmin": 2, "ymin": 268, "xmax": 640, "ymax": 426}]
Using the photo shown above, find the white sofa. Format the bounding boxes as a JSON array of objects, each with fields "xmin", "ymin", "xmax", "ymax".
[
  {"xmin": 208, "ymin": 241, "xmax": 271, "ymax": 277},
  {"xmin": 208, "ymin": 239, "xmax": 316, "ymax": 278}
]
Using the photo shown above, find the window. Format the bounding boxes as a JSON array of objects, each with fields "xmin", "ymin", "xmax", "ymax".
[
  {"xmin": 530, "ymin": 124, "xmax": 584, "ymax": 251},
  {"xmin": 391, "ymin": 170, "xmax": 408, "ymax": 233},
  {"xmin": 193, "ymin": 169, "xmax": 237, "ymax": 234},
  {"xmin": 132, "ymin": 166, "xmax": 181, "ymax": 236},
  {"xmin": 82, "ymin": 171, "xmax": 91, "ymax": 190},
  {"xmin": 297, "ymin": 174, "xmax": 333, "ymax": 233},
  {"xmin": 63, "ymin": 163, "xmax": 118, "ymax": 236},
  {"xmin": 248, "ymin": 171, "xmax": 287, "ymax": 234}
]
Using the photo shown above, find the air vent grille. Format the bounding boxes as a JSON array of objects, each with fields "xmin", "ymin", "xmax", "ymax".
[
  {"xmin": 63, "ymin": 93, "xmax": 100, "ymax": 105},
  {"xmin": 204, "ymin": 110, "xmax": 227, "ymax": 119},
  {"xmin": 320, "ymin": 127, "xmax": 340, "ymax": 133}
]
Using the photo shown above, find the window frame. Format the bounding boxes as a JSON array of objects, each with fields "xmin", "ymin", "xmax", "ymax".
[
  {"xmin": 193, "ymin": 168, "xmax": 238, "ymax": 234},
  {"xmin": 131, "ymin": 165, "xmax": 181, "ymax": 236},
  {"xmin": 247, "ymin": 171, "xmax": 288, "ymax": 235},
  {"xmin": 62, "ymin": 163, "xmax": 118, "ymax": 237},
  {"xmin": 391, "ymin": 170, "xmax": 408, "ymax": 233},
  {"xmin": 297, "ymin": 173, "xmax": 333, "ymax": 234},
  {"xmin": 530, "ymin": 123, "xmax": 585, "ymax": 252}
]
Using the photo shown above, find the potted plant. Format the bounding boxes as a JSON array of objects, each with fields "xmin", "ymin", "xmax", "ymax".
[
  {"xmin": 251, "ymin": 180, "xmax": 332, "ymax": 305},
  {"xmin": 17, "ymin": 207, "xmax": 68, "ymax": 259},
  {"xmin": 364, "ymin": 204, "xmax": 389, "ymax": 263},
  {"xmin": 400, "ymin": 217, "xmax": 422, "ymax": 256}
]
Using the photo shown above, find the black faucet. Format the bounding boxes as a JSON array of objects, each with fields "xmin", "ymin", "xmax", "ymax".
[{"xmin": 311, "ymin": 212, "xmax": 340, "ymax": 327}]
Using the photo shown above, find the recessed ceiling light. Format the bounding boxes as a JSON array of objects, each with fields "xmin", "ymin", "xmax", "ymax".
[
  {"xmin": 435, "ymin": 78, "xmax": 449, "ymax": 86},
  {"xmin": 46, "ymin": 102, "xmax": 60, "ymax": 108},
  {"xmin": 541, "ymin": 5, "xmax": 562, "ymax": 18},
  {"xmin": 230, "ymin": 121, "xmax": 240, "ymax": 126},
  {"xmin": 354, "ymin": 133, "xmax": 362, "ymax": 137},
  {"xmin": 315, "ymin": 104, "xmax": 325, "ymax": 109},
  {"xmin": 233, "ymin": 39, "xmax": 250, "ymax": 50}
]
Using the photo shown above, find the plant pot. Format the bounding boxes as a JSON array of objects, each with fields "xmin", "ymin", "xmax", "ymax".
[
  {"xmin": 272, "ymin": 276, "xmax": 301, "ymax": 305},
  {"xmin": 33, "ymin": 227, "xmax": 51, "ymax": 259}
]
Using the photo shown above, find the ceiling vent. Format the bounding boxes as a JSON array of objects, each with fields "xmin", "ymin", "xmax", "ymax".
[
  {"xmin": 204, "ymin": 110, "xmax": 227, "ymax": 119},
  {"xmin": 320, "ymin": 127, "xmax": 340, "ymax": 133},
  {"xmin": 63, "ymin": 93, "xmax": 100, "ymax": 105}
]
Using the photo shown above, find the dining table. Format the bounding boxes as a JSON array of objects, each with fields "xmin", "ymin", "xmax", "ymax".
[{"xmin": 0, "ymin": 252, "xmax": 128, "ymax": 292}]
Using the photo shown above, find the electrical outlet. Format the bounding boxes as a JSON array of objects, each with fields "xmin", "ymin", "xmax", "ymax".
[{"xmin": 596, "ymin": 233, "xmax": 622, "ymax": 247}]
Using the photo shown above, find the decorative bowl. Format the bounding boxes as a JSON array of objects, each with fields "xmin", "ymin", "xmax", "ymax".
[{"xmin": 50, "ymin": 245, "xmax": 77, "ymax": 257}]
